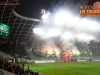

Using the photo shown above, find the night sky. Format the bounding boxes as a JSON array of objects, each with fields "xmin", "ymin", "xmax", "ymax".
[
  {"xmin": 15, "ymin": 0, "xmax": 58, "ymax": 19},
  {"xmin": 14, "ymin": 0, "xmax": 100, "ymax": 19}
]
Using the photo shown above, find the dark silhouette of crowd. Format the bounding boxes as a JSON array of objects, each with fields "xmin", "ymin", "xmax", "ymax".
[
  {"xmin": 0, "ymin": 43, "xmax": 30, "ymax": 60},
  {"xmin": 0, "ymin": 56, "xmax": 39, "ymax": 75}
]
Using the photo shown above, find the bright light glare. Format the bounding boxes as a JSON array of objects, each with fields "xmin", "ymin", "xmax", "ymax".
[
  {"xmin": 33, "ymin": 28, "xmax": 44, "ymax": 35},
  {"xmin": 75, "ymin": 34, "xmax": 95, "ymax": 42},
  {"xmin": 76, "ymin": 34, "xmax": 87, "ymax": 40},
  {"xmin": 48, "ymin": 49, "xmax": 52, "ymax": 55},
  {"xmin": 47, "ymin": 29, "xmax": 61, "ymax": 37},
  {"xmin": 62, "ymin": 32, "xmax": 74, "ymax": 40},
  {"xmin": 88, "ymin": 35, "xmax": 95, "ymax": 40},
  {"xmin": 54, "ymin": 11, "xmax": 73, "ymax": 25},
  {"xmin": 42, "ymin": 14, "xmax": 48, "ymax": 20},
  {"xmin": 72, "ymin": 49, "xmax": 80, "ymax": 55}
]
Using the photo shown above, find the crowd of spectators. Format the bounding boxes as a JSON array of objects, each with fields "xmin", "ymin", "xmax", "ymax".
[
  {"xmin": 0, "ymin": 56, "xmax": 39, "ymax": 75},
  {"xmin": 0, "ymin": 43, "xmax": 30, "ymax": 60}
]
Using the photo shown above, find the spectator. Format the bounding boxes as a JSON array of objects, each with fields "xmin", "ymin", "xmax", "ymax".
[{"xmin": 0, "ymin": 56, "xmax": 38, "ymax": 75}]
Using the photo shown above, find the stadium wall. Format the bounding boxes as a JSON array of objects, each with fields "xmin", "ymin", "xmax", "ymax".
[
  {"xmin": 25, "ymin": 58, "xmax": 100, "ymax": 63},
  {"xmin": 35, "ymin": 60, "xmax": 55, "ymax": 63},
  {"xmin": 26, "ymin": 60, "xmax": 55, "ymax": 63},
  {"xmin": 25, "ymin": 59, "xmax": 100, "ymax": 63}
]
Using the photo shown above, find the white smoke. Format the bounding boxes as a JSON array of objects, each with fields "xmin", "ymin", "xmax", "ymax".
[{"xmin": 33, "ymin": 0, "xmax": 100, "ymax": 56}]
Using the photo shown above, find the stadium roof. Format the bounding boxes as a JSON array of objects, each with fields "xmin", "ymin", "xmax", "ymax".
[
  {"xmin": 0, "ymin": 0, "xmax": 42, "ymax": 42},
  {"xmin": 0, "ymin": 0, "xmax": 60, "ymax": 42}
]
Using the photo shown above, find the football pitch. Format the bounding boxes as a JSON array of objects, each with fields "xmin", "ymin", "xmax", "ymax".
[{"xmin": 25, "ymin": 62, "xmax": 100, "ymax": 75}]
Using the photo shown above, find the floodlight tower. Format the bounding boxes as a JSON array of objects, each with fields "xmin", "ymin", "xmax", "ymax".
[
  {"xmin": 41, "ymin": 9, "xmax": 48, "ymax": 20},
  {"xmin": 41, "ymin": 9, "xmax": 45, "ymax": 14}
]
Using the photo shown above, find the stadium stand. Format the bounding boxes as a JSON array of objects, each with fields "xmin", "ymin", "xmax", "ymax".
[
  {"xmin": 0, "ymin": 41, "xmax": 40, "ymax": 75},
  {"xmin": 1, "ymin": 0, "xmax": 100, "ymax": 75},
  {"xmin": 89, "ymin": 40, "xmax": 100, "ymax": 57},
  {"xmin": 0, "ymin": 51, "xmax": 11, "ymax": 58},
  {"xmin": 0, "ymin": 69, "xmax": 16, "ymax": 75},
  {"xmin": 0, "ymin": 69, "xmax": 4, "ymax": 75},
  {"xmin": 0, "ymin": 55, "xmax": 39, "ymax": 75}
]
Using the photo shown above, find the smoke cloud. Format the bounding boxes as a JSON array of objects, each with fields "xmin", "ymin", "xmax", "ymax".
[{"xmin": 33, "ymin": 0, "xmax": 100, "ymax": 57}]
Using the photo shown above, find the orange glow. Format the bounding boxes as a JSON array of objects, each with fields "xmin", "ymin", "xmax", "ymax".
[{"xmin": 42, "ymin": 45, "xmax": 60, "ymax": 57}]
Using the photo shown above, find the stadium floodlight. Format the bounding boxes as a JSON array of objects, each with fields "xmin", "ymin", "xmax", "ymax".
[
  {"xmin": 41, "ymin": 9, "xmax": 45, "ymax": 14},
  {"xmin": 41, "ymin": 13, "xmax": 48, "ymax": 20},
  {"xmin": 33, "ymin": 28, "xmax": 44, "ymax": 35},
  {"xmin": 41, "ymin": 9, "xmax": 48, "ymax": 21}
]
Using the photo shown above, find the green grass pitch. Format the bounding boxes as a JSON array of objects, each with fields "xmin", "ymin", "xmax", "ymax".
[{"xmin": 25, "ymin": 62, "xmax": 100, "ymax": 75}]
